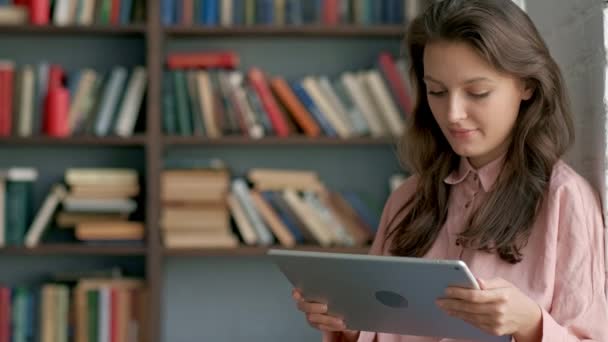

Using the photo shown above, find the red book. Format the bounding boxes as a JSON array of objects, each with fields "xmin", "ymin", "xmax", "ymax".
[
  {"xmin": 0, "ymin": 287, "xmax": 10, "ymax": 342},
  {"xmin": 43, "ymin": 87, "xmax": 70, "ymax": 137},
  {"xmin": 110, "ymin": 288, "xmax": 119, "ymax": 342},
  {"xmin": 111, "ymin": 0, "xmax": 121, "ymax": 25},
  {"xmin": 0, "ymin": 65, "xmax": 14, "ymax": 137},
  {"xmin": 29, "ymin": 0, "xmax": 50, "ymax": 25},
  {"xmin": 378, "ymin": 52, "xmax": 413, "ymax": 117},
  {"xmin": 322, "ymin": 0, "xmax": 339, "ymax": 25},
  {"xmin": 182, "ymin": 0, "xmax": 194, "ymax": 26},
  {"xmin": 47, "ymin": 64, "xmax": 65, "ymax": 90},
  {"xmin": 248, "ymin": 68, "xmax": 290, "ymax": 137},
  {"xmin": 166, "ymin": 52, "xmax": 239, "ymax": 70}
]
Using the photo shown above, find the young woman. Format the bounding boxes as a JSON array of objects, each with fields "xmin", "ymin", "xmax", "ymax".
[{"xmin": 292, "ymin": 0, "xmax": 608, "ymax": 341}]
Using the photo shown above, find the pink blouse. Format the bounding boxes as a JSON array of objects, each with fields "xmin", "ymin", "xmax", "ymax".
[{"xmin": 324, "ymin": 157, "xmax": 608, "ymax": 342}]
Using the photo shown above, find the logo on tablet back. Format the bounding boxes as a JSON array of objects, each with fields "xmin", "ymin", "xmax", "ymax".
[{"xmin": 374, "ymin": 290, "xmax": 408, "ymax": 308}]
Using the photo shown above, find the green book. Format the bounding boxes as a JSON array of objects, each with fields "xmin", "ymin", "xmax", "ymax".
[
  {"xmin": 12, "ymin": 287, "xmax": 28, "ymax": 342},
  {"xmin": 162, "ymin": 71, "xmax": 177, "ymax": 135},
  {"xmin": 245, "ymin": 0, "xmax": 256, "ymax": 25},
  {"xmin": 172, "ymin": 71, "xmax": 194, "ymax": 136},
  {"xmin": 5, "ymin": 180, "xmax": 33, "ymax": 246},
  {"xmin": 99, "ymin": 0, "xmax": 111, "ymax": 24},
  {"xmin": 87, "ymin": 289, "xmax": 99, "ymax": 342}
]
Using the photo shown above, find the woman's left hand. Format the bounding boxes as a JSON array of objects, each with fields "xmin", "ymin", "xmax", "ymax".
[{"xmin": 436, "ymin": 277, "xmax": 542, "ymax": 341}]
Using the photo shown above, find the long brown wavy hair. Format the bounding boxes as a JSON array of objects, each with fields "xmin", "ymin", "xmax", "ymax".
[{"xmin": 387, "ymin": 0, "xmax": 574, "ymax": 263}]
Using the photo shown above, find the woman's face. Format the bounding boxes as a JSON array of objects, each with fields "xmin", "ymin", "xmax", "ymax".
[{"xmin": 422, "ymin": 40, "xmax": 533, "ymax": 168}]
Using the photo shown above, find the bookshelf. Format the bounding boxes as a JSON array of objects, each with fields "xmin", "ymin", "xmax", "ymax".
[
  {"xmin": 0, "ymin": 244, "xmax": 146, "ymax": 256},
  {"xmin": 163, "ymin": 245, "xmax": 370, "ymax": 257},
  {"xmin": 0, "ymin": 0, "xmax": 409, "ymax": 341},
  {"xmin": 165, "ymin": 24, "xmax": 406, "ymax": 37}
]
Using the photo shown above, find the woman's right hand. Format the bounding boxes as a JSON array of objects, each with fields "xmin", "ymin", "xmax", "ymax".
[{"xmin": 292, "ymin": 288, "xmax": 359, "ymax": 338}]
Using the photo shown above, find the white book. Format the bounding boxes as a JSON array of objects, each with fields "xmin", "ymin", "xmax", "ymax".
[
  {"xmin": 275, "ymin": 0, "xmax": 286, "ymax": 25},
  {"xmin": 25, "ymin": 184, "xmax": 68, "ymax": 248},
  {"xmin": 63, "ymin": 197, "xmax": 137, "ymax": 213},
  {"xmin": 231, "ymin": 178, "xmax": 273, "ymax": 245},
  {"xmin": 95, "ymin": 67, "xmax": 128, "ymax": 136},
  {"xmin": 53, "ymin": 0, "xmax": 72, "ymax": 26},
  {"xmin": 341, "ymin": 72, "xmax": 386, "ymax": 137},
  {"xmin": 78, "ymin": 0, "xmax": 97, "ymax": 25},
  {"xmin": 17, "ymin": 65, "xmax": 35, "ymax": 137},
  {"xmin": 365, "ymin": 70, "xmax": 405, "ymax": 137},
  {"xmin": 6, "ymin": 167, "xmax": 38, "ymax": 182},
  {"xmin": 228, "ymin": 71, "xmax": 264, "ymax": 138},
  {"xmin": 331, "ymin": 78, "xmax": 370, "ymax": 135},
  {"xmin": 0, "ymin": 6, "xmax": 28, "ymax": 25},
  {"xmin": 55, "ymin": 285, "xmax": 69, "ymax": 342},
  {"xmin": 283, "ymin": 189, "xmax": 332, "ymax": 247},
  {"xmin": 405, "ymin": 0, "xmax": 421, "ymax": 23},
  {"xmin": 196, "ymin": 70, "xmax": 221, "ymax": 138},
  {"xmin": 227, "ymin": 193, "xmax": 258, "ymax": 245},
  {"xmin": 115, "ymin": 67, "xmax": 147, "ymax": 137},
  {"xmin": 221, "ymin": 0, "xmax": 233, "ymax": 26},
  {"xmin": 303, "ymin": 191, "xmax": 354, "ymax": 246},
  {"xmin": 301, "ymin": 77, "xmax": 352, "ymax": 138},
  {"xmin": 317, "ymin": 76, "xmax": 356, "ymax": 135},
  {"xmin": 69, "ymin": 69, "xmax": 97, "ymax": 133},
  {"xmin": 99, "ymin": 287, "xmax": 110, "ymax": 342}
]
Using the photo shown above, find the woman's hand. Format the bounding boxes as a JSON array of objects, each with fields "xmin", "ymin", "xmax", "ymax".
[
  {"xmin": 436, "ymin": 278, "xmax": 542, "ymax": 342},
  {"xmin": 292, "ymin": 288, "xmax": 359, "ymax": 339}
]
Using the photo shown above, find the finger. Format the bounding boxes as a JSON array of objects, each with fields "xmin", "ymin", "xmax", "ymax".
[
  {"xmin": 444, "ymin": 287, "xmax": 506, "ymax": 303},
  {"xmin": 316, "ymin": 323, "xmax": 345, "ymax": 332},
  {"xmin": 292, "ymin": 289, "xmax": 301, "ymax": 300},
  {"xmin": 307, "ymin": 313, "xmax": 345, "ymax": 329},
  {"xmin": 436, "ymin": 299, "xmax": 498, "ymax": 315},
  {"xmin": 478, "ymin": 277, "xmax": 510, "ymax": 290},
  {"xmin": 444, "ymin": 310, "xmax": 494, "ymax": 329},
  {"xmin": 297, "ymin": 300, "xmax": 328, "ymax": 314}
]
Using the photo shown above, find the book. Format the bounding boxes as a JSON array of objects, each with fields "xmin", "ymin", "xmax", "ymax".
[{"xmin": 24, "ymin": 184, "xmax": 67, "ymax": 247}]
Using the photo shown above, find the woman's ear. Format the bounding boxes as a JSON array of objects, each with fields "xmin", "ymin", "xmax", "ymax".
[{"xmin": 521, "ymin": 79, "xmax": 534, "ymax": 100}]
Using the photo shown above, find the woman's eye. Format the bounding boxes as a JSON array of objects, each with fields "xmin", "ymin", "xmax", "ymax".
[
  {"xmin": 469, "ymin": 92, "xmax": 490, "ymax": 99},
  {"xmin": 427, "ymin": 90, "xmax": 446, "ymax": 97}
]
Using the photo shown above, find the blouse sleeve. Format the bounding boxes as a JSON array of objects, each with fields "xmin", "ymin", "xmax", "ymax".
[{"xmin": 540, "ymin": 179, "xmax": 608, "ymax": 341}]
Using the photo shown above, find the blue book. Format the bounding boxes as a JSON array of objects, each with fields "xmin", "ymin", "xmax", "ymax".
[
  {"xmin": 161, "ymin": 0, "xmax": 175, "ymax": 25},
  {"xmin": 301, "ymin": 0, "xmax": 321, "ymax": 24},
  {"xmin": 174, "ymin": 0, "xmax": 182, "ymax": 24},
  {"xmin": 385, "ymin": 0, "xmax": 403, "ymax": 24},
  {"xmin": 67, "ymin": 70, "xmax": 82, "ymax": 103},
  {"xmin": 261, "ymin": 191, "xmax": 305, "ymax": 243},
  {"xmin": 245, "ymin": 86, "xmax": 274, "ymax": 135},
  {"xmin": 285, "ymin": 0, "xmax": 303, "ymax": 25},
  {"xmin": 255, "ymin": 0, "xmax": 274, "ymax": 24},
  {"xmin": 232, "ymin": 0, "xmax": 246, "ymax": 25},
  {"xmin": 340, "ymin": 191, "xmax": 380, "ymax": 232},
  {"xmin": 119, "ymin": 0, "xmax": 134, "ymax": 24},
  {"xmin": 289, "ymin": 81, "xmax": 337, "ymax": 137},
  {"xmin": 370, "ymin": 0, "xmax": 383, "ymax": 25},
  {"xmin": 203, "ymin": 0, "xmax": 219, "ymax": 26}
]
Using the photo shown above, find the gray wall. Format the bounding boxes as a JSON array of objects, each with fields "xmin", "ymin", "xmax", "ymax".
[{"xmin": 526, "ymin": 0, "xmax": 606, "ymax": 192}]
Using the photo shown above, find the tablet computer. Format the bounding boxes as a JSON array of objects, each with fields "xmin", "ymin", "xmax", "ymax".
[{"xmin": 269, "ymin": 249, "xmax": 510, "ymax": 342}]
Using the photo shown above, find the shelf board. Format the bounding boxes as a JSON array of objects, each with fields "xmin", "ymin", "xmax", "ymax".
[
  {"xmin": 164, "ymin": 136, "xmax": 397, "ymax": 146},
  {"xmin": 0, "ymin": 244, "xmax": 147, "ymax": 256},
  {"xmin": 165, "ymin": 25, "xmax": 405, "ymax": 38},
  {"xmin": 0, "ymin": 135, "xmax": 147, "ymax": 146},
  {"xmin": 164, "ymin": 245, "xmax": 370, "ymax": 256},
  {"xmin": 0, "ymin": 24, "xmax": 146, "ymax": 35}
]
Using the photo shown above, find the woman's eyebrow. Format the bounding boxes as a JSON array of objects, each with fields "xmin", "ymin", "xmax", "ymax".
[{"xmin": 423, "ymin": 75, "xmax": 493, "ymax": 85}]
